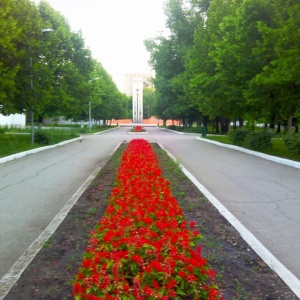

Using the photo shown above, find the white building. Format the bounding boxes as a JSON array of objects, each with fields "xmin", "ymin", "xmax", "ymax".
[
  {"xmin": 0, "ymin": 113, "xmax": 26, "ymax": 127},
  {"xmin": 123, "ymin": 73, "xmax": 154, "ymax": 96}
]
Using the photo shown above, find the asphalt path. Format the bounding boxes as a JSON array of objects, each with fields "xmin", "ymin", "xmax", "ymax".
[{"xmin": 1, "ymin": 126, "xmax": 300, "ymax": 291}]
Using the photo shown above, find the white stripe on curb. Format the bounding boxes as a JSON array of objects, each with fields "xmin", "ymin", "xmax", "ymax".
[
  {"xmin": 0, "ymin": 137, "xmax": 82, "ymax": 165},
  {"xmin": 158, "ymin": 142, "xmax": 300, "ymax": 298},
  {"xmin": 196, "ymin": 137, "xmax": 300, "ymax": 169},
  {"xmin": 0, "ymin": 142, "xmax": 122, "ymax": 300}
]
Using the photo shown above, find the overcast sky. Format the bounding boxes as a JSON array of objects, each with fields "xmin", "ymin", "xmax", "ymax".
[{"xmin": 34, "ymin": 0, "xmax": 167, "ymax": 91}]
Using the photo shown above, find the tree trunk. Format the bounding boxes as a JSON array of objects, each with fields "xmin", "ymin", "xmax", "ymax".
[
  {"xmin": 238, "ymin": 117, "xmax": 244, "ymax": 128},
  {"xmin": 287, "ymin": 112, "xmax": 293, "ymax": 134},
  {"xmin": 215, "ymin": 117, "xmax": 219, "ymax": 134},
  {"xmin": 233, "ymin": 120, "xmax": 237, "ymax": 129},
  {"xmin": 38, "ymin": 115, "xmax": 43, "ymax": 130},
  {"xmin": 276, "ymin": 123, "xmax": 281, "ymax": 134},
  {"xmin": 204, "ymin": 116, "xmax": 208, "ymax": 133},
  {"xmin": 220, "ymin": 117, "xmax": 229, "ymax": 134},
  {"xmin": 269, "ymin": 114, "xmax": 275, "ymax": 132}
]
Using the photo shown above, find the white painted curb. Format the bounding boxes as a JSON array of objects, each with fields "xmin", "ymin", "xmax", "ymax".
[
  {"xmin": 158, "ymin": 142, "xmax": 300, "ymax": 298},
  {"xmin": 0, "ymin": 137, "xmax": 82, "ymax": 165},
  {"xmin": 0, "ymin": 142, "xmax": 122, "ymax": 300},
  {"xmin": 94, "ymin": 127, "xmax": 119, "ymax": 135},
  {"xmin": 128, "ymin": 131, "xmax": 149, "ymax": 135},
  {"xmin": 160, "ymin": 128, "xmax": 184, "ymax": 134},
  {"xmin": 196, "ymin": 137, "xmax": 300, "ymax": 169}
]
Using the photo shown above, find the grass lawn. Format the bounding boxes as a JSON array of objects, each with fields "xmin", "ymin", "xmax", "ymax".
[
  {"xmin": 0, "ymin": 125, "xmax": 117, "ymax": 158},
  {"xmin": 205, "ymin": 135, "xmax": 300, "ymax": 162},
  {"xmin": 0, "ymin": 134, "xmax": 39, "ymax": 158}
]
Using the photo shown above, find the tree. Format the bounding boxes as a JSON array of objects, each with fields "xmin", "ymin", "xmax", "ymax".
[
  {"xmin": 143, "ymin": 87, "xmax": 156, "ymax": 119},
  {"xmin": 145, "ymin": 37, "xmax": 178, "ymax": 124},
  {"xmin": 91, "ymin": 63, "xmax": 128, "ymax": 124},
  {"xmin": 247, "ymin": 0, "xmax": 300, "ymax": 132},
  {"xmin": 0, "ymin": 0, "xmax": 39, "ymax": 114},
  {"xmin": 145, "ymin": 0, "xmax": 198, "ymax": 124}
]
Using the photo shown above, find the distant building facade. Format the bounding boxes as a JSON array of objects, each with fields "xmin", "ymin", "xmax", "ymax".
[
  {"xmin": 123, "ymin": 73, "xmax": 154, "ymax": 96},
  {"xmin": 0, "ymin": 113, "xmax": 26, "ymax": 127}
]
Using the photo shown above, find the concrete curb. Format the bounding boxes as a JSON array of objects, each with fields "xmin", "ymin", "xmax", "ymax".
[
  {"xmin": 94, "ymin": 127, "xmax": 119, "ymax": 134},
  {"xmin": 158, "ymin": 142, "xmax": 300, "ymax": 298},
  {"xmin": 0, "ymin": 142, "xmax": 122, "ymax": 300},
  {"xmin": 0, "ymin": 137, "xmax": 82, "ymax": 165},
  {"xmin": 160, "ymin": 128, "xmax": 184, "ymax": 134},
  {"xmin": 128, "ymin": 131, "xmax": 149, "ymax": 135},
  {"xmin": 196, "ymin": 137, "xmax": 300, "ymax": 169}
]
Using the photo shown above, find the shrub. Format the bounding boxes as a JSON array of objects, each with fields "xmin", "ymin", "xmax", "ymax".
[
  {"xmin": 167, "ymin": 125, "xmax": 177, "ymax": 130},
  {"xmin": 35, "ymin": 130, "xmax": 51, "ymax": 145},
  {"xmin": 283, "ymin": 135, "xmax": 300, "ymax": 155},
  {"xmin": 245, "ymin": 131, "xmax": 272, "ymax": 150},
  {"xmin": 228, "ymin": 129, "xmax": 251, "ymax": 145}
]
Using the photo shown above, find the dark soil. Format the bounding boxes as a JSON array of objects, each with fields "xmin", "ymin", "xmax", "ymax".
[{"xmin": 4, "ymin": 143, "xmax": 298, "ymax": 300}]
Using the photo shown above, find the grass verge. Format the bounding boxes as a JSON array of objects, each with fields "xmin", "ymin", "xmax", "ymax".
[
  {"xmin": 204, "ymin": 135, "xmax": 300, "ymax": 162},
  {"xmin": 0, "ymin": 125, "xmax": 116, "ymax": 158}
]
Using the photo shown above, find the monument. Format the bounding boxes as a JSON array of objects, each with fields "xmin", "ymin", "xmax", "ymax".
[{"xmin": 132, "ymin": 78, "xmax": 143, "ymax": 123}]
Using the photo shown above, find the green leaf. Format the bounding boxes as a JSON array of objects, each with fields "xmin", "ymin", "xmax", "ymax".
[{"xmin": 176, "ymin": 288, "xmax": 187, "ymax": 296}]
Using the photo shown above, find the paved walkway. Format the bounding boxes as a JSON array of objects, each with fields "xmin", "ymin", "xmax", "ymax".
[{"xmin": 1, "ymin": 126, "xmax": 300, "ymax": 297}]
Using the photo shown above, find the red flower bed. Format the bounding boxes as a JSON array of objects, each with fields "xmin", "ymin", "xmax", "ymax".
[
  {"xmin": 73, "ymin": 139, "xmax": 221, "ymax": 299},
  {"xmin": 133, "ymin": 125, "xmax": 144, "ymax": 132}
]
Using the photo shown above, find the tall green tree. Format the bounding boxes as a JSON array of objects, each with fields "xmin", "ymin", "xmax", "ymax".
[
  {"xmin": 247, "ymin": 0, "xmax": 300, "ymax": 132},
  {"xmin": 91, "ymin": 64, "xmax": 128, "ymax": 124},
  {"xmin": 0, "ymin": 0, "xmax": 39, "ymax": 114},
  {"xmin": 143, "ymin": 87, "xmax": 156, "ymax": 119},
  {"xmin": 145, "ymin": 0, "xmax": 198, "ymax": 124}
]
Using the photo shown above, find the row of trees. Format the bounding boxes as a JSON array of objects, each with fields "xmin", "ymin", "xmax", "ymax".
[
  {"xmin": 1, "ymin": 0, "xmax": 128, "ymax": 125},
  {"xmin": 145, "ymin": 0, "xmax": 299, "ymax": 133}
]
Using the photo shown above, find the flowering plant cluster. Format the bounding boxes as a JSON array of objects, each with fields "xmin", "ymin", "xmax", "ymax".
[
  {"xmin": 132, "ymin": 125, "xmax": 145, "ymax": 132},
  {"xmin": 73, "ymin": 139, "xmax": 221, "ymax": 299}
]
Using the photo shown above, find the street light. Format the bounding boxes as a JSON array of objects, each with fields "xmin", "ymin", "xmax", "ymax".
[
  {"xmin": 30, "ymin": 28, "xmax": 54, "ymax": 144},
  {"xmin": 88, "ymin": 78, "xmax": 99, "ymax": 130}
]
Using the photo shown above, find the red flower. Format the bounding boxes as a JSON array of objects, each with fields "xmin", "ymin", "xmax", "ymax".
[
  {"xmin": 209, "ymin": 288, "xmax": 221, "ymax": 300},
  {"xmin": 131, "ymin": 254, "xmax": 143, "ymax": 266},
  {"xmin": 143, "ymin": 285, "xmax": 154, "ymax": 296},
  {"xmin": 152, "ymin": 280, "xmax": 160, "ymax": 289},
  {"xmin": 178, "ymin": 270, "xmax": 186, "ymax": 278},
  {"xmin": 166, "ymin": 278, "xmax": 177, "ymax": 289},
  {"xmin": 187, "ymin": 274, "xmax": 197, "ymax": 282},
  {"xmin": 82, "ymin": 258, "xmax": 93, "ymax": 268},
  {"xmin": 190, "ymin": 221, "xmax": 197, "ymax": 228},
  {"xmin": 73, "ymin": 139, "xmax": 221, "ymax": 299}
]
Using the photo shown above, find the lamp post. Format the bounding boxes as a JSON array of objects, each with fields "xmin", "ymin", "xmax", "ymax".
[
  {"xmin": 88, "ymin": 78, "xmax": 99, "ymax": 130},
  {"xmin": 30, "ymin": 47, "xmax": 34, "ymax": 144},
  {"xmin": 136, "ymin": 89, "xmax": 139, "ymax": 123},
  {"xmin": 30, "ymin": 28, "xmax": 54, "ymax": 144}
]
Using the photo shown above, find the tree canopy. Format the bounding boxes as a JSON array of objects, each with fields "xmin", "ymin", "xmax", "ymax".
[
  {"xmin": 145, "ymin": 0, "xmax": 300, "ymax": 132},
  {"xmin": 0, "ymin": 0, "xmax": 127, "ymax": 123}
]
